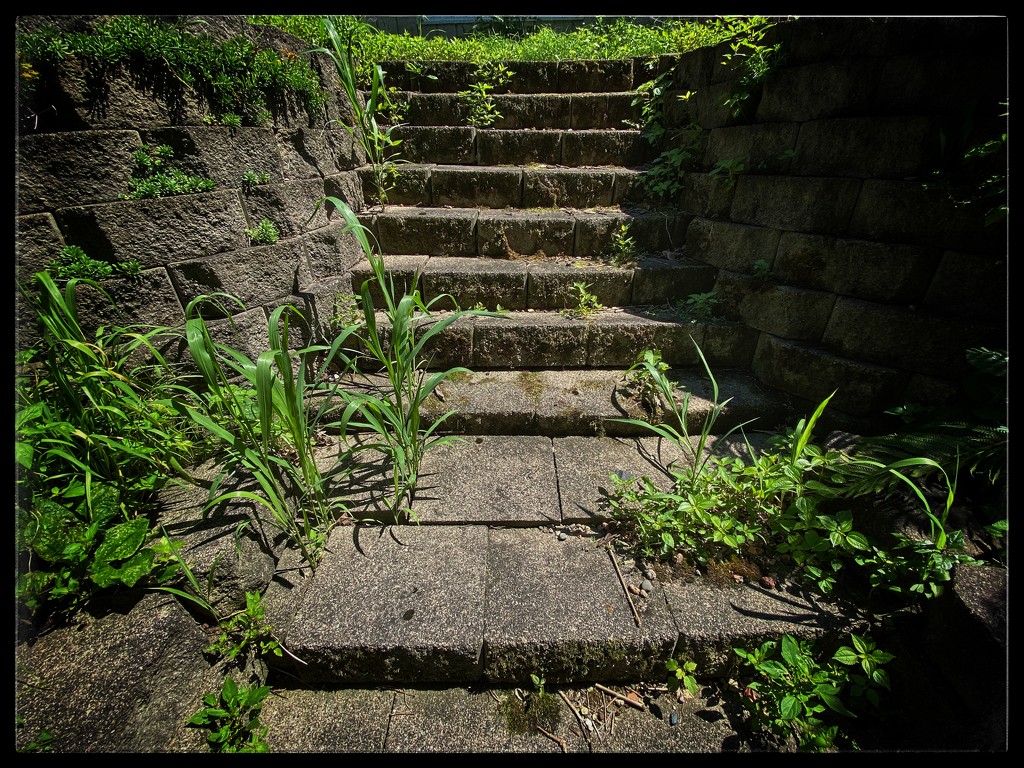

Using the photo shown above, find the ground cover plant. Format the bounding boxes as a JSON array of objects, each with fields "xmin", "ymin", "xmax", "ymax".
[
  {"xmin": 309, "ymin": 197, "xmax": 504, "ymax": 521},
  {"xmin": 15, "ymin": 273, "xmax": 201, "ymax": 619},
  {"xmin": 17, "ymin": 15, "xmax": 326, "ymax": 131},
  {"xmin": 607, "ymin": 340, "xmax": 1003, "ymax": 607}
]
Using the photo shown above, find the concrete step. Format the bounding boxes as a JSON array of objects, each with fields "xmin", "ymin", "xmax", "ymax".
[
  {"xmin": 329, "ymin": 308, "xmax": 758, "ymax": 370},
  {"xmin": 390, "ymin": 125, "xmax": 655, "ymax": 166},
  {"xmin": 394, "ymin": 91, "xmax": 642, "ymax": 130},
  {"xmin": 357, "ymin": 206, "xmax": 688, "ymax": 259},
  {"xmin": 348, "ymin": 254, "xmax": 715, "ymax": 311},
  {"xmin": 318, "ymin": 368, "xmax": 795, "ymax": 438},
  {"xmin": 260, "ymin": 434, "xmax": 870, "ymax": 686},
  {"xmin": 359, "ymin": 163, "xmax": 645, "ymax": 209}
]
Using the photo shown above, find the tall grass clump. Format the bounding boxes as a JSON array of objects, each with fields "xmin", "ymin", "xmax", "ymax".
[
  {"xmin": 174, "ymin": 294, "xmax": 357, "ymax": 567},
  {"xmin": 309, "ymin": 15, "xmax": 405, "ymax": 205},
  {"xmin": 15, "ymin": 273, "xmax": 199, "ymax": 615},
  {"xmin": 312, "ymin": 196, "xmax": 503, "ymax": 522}
]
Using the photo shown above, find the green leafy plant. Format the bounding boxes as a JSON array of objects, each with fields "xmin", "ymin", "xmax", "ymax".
[
  {"xmin": 121, "ymin": 144, "xmax": 216, "ymax": 200},
  {"xmin": 17, "ymin": 15, "xmax": 326, "ymax": 131},
  {"xmin": 609, "ymin": 222, "xmax": 639, "ymax": 266},
  {"xmin": 560, "ymin": 281, "xmax": 604, "ymax": 319},
  {"xmin": 404, "ymin": 60, "xmax": 439, "ymax": 88},
  {"xmin": 639, "ymin": 145, "xmax": 695, "ymax": 203},
  {"xmin": 672, "ymin": 291, "xmax": 723, "ymax": 322},
  {"xmin": 923, "ymin": 101, "xmax": 1007, "ymax": 226},
  {"xmin": 458, "ymin": 60, "xmax": 515, "ymax": 127},
  {"xmin": 187, "ymin": 675, "xmax": 272, "ymax": 753},
  {"xmin": 709, "ymin": 156, "xmax": 747, "ymax": 187},
  {"xmin": 204, "ymin": 591, "xmax": 283, "ymax": 662},
  {"xmin": 626, "ymin": 70, "xmax": 673, "ymax": 145},
  {"xmin": 16, "ymin": 272, "xmax": 198, "ymax": 615},
  {"xmin": 610, "ymin": 350, "xmax": 978, "ymax": 602},
  {"xmin": 46, "ymin": 245, "xmax": 141, "ymax": 282},
  {"xmin": 241, "ymin": 170, "xmax": 270, "ymax": 192},
  {"xmin": 666, "ymin": 656, "xmax": 699, "ymax": 697},
  {"xmin": 715, "ymin": 16, "xmax": 785, "ymax": 119},
  {"xmin": 244, "ymin": 218, "xmax": 280, "ymax": 245},
  {"xmin": 15, "ymin": 716, "xmax": 55, "ymax": 753},
  {"xmin": 330, "ymin": 292, "xmax": 363, "ymax": 334},
  {"xmin": 733, "ymin": 633, "xmax": 892, "ymax": 752},
  {"xmin": 752, "ymin": 258, "xmax": 773, "ymax": 280}
]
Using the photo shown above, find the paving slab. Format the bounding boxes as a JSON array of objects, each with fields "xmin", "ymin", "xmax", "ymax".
[
  {"xmin": 287, "ymin": 524, "xmax": 488, "ymax": 684},
  {"xmin": 260, "ymin": 686, "xmax": 395, "ymax": 752},
  {"xmin": 483, "ymin": 527, "xmax": 678, "ymax": 684},
  {"xmin": 413, "ymin": 435, "xmax": 560, "ymax": 524},
  {"xmin": 554, "ymin": 436, "xmax": 688, "ymax": 524},
  {"xmin": 381, "ymin": 686, "xmax": 589, "ymax": 753}
]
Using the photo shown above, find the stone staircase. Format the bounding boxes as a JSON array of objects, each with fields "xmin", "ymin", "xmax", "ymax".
[
  {"xmin": 340, "ymin": 59, "xmax": 797, "ymax": 441},
  {"xmin": 250, "ymin": 59, "xmax": 858, "ymax": 693}
]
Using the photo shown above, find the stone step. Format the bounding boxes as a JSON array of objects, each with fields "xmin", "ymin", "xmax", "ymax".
[
  {"xmin": 390, "ymin": 125, "xmax": 655, "ymax": 166},
  {"xmin": 318, "ymin": 367, "xmax": 795, "ymax": 439},
  {"xmin": 394, "ymin": 91, "xmax": 642, "ymax": 130},
  {"xmin": 348, "ymin": 254, "xmax": 715, "ymax": 312},
  {"xmin": 356, "ymin": 206, "xmax": 688, "ymax": 259},
  {"xmin": 359, "ymin": 163, "xmax": 645, "ymax": 209},
  {"xmin": 258, "ymin": 434, "xmax": 869, "ymax": 686},
  {"xmin": 329, "ymin": 308, "xmax": 757, "ymax": 370}
]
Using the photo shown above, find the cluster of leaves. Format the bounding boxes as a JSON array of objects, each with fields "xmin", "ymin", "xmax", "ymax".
[
  {"xmin": 46, "ymin": 245, "xmax": 141, "ymax": 282},
  {"xmin": 17, "ymin": 15, "xmax": 327, "ymax": 128},
  {"xmin": 670, "ymin": 291, "xmax": 723, "ymax": 322},
  {"xmin": 923, "ymin": 101, "xmax": 1008, "ymax": 226},
  {"xmin": 608, "ymin": 345, "xmax": 993, "ymax": 605},
  {"xmin": 244, "ymin": 218, "xmax": 280, "ymax": 245},
  {"xmin": 241, "ymin": 170, "xmax": 270, "ymax": 192},
  {"xmin": 734, "ymin": 633, "xmax": 893, "ymax": 752},
  {"xmin": 626, "ymin": 70, "xmax": 674, "ymax": 146},
  {"xmin": 188, "ymin": 676, "xmax": 272, "ymax": 753},
  {"xmin": 560, "ymin": 281, "xmax": 604, "ymax": 319},
  {"xmin": 204, "ymin": 591, "xmax": 283, "ymax": 662},
  {"xmin": 121, "ymin": 144, "xmax": 216, "ymax": 200},
  {"xmin": 608, "ymin": 222, "xmax": 639, "ymax": 266},
  {"xmin": 458, "ymin": 61, "xmax": 515, "ymax": 127},
  {"xmin": 15, "ymin": 273, "xmax": 200, "ymax": 614},
  {"xmin": 254, "ymin": 16, "xmax": 768, "ymax": 87},
  {"xmin": 714, "ymin": 16, "xmax": 785, "ymax": 118}
]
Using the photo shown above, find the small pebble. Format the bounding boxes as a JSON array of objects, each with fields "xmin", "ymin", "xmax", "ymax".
[
  {"xmin": 557, "ymin": 531, "xmax": 567, "ymax": 541},
  {"xmin": 644, "ymin": 568, "xmax": 657, "ymax": 580},
  {"xmin": 640, "ymin": 579, "xmax": 654, "ymax": 592},
  {"xmin": 670, "ymin": 713, "xmax": 679, "ymax": 726}
]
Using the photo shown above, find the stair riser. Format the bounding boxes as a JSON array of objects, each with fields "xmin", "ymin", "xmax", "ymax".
[
  {"xmin": 398, "ymin": 92, "xmax": 641, "ymax": 130},
  {"xmin": 377, "ymin": 58, "xmax": 645, "ymax": 94},
  {"xmin": 360, "ymin": 165, "xmax": 645, "ymax": 209},
  {"xmin": 357, "ymin": 209, "xmax": 690, "ymax": 259},
  {"xmin": 349, "ymin": 257, "xmax": 716, "ymax": 311},
  {"xmin": 338, "ymin": 313, "xmax": 757, "ymax": 370},
  {"xmin": 390, "ymin": 126, "xmax": 655, "ymax": 166}
]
